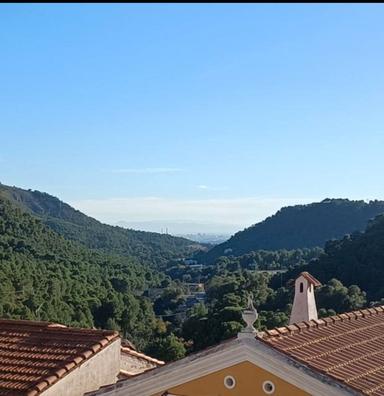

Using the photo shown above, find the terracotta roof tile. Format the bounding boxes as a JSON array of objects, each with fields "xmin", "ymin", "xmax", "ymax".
[
  {"xmin": 299, "ymin": 271, "xmax": 322, "ymax": 287},
  {"xmin": 259, "ymin": 306, "xmax": 384, "ymax": 395},
  {"xmin": 120, "ymin": 347, "xmax": 165, "ymax": 366},
  {"xmin": 0, "ymin": 319, "xmax": 119, "ymax": 395}
]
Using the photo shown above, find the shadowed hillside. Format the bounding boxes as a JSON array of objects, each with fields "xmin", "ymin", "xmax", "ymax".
[
  {"xmin": 284, "ymin": 214, "xmax": 384, "ymax": 301},
  {"xmin": 199, "ymin": 199, "xmax": 384, "ymax": 263},
  {"xmin": 0, "ymin": 197, "xmax": 163, "ymax": 345}
]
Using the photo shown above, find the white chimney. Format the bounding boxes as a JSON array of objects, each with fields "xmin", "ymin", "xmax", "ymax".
[{"xmin": 289, "ymin": 272, "xmax": 321, "ymax": 325}]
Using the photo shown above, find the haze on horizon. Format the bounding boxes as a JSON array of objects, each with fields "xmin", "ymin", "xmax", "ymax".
[{"xmin": 1, "ymin": 4, "xmax": 384, "ymax": 234}]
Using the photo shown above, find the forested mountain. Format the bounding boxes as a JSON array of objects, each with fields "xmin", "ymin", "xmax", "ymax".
[
  {"xmin": 0, "ymin": 184, "xmax": 202, "ymax": 267},
  {"xmin": 0, "ymin": 197, "xmax": 166, "ymax": 349},
  {"xmin": 0, "ymin": 192, "xmax": 376, "ymax": 360},
  {"xmin": 199, "ymin": 199, "xmax": 384, "ymax": 263},
  {"xmin": 281, "ymin": 214, "xmax": 384, "ymax": 301}
]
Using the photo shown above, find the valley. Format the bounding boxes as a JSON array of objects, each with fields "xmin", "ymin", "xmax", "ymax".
[{"xmin": 1, "ymin": 182, "xmax": 383, "ymax": 360}]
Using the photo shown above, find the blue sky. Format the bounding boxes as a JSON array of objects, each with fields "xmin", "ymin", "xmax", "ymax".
[{"xmin": 1, "ymin": 4, "xmax": 384, "ymax": 233}]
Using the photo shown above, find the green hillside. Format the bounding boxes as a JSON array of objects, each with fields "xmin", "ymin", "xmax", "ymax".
[
  {"xmin": 286, "ymin": 214, "xmax": 384, "ymax": 301},
  {"xmin": 1, "ymin": 191, "xmax": 377, "ymax": 357},
  {"xmin": 0, "ymin": 196, "xmax": 165, "ymax": 348},
  {"xmin": 0, "ymin": 183, "xmax": 202, "ymax": 267},
  {"xmin": 199, "ymin": 199, "xmax": 384, "ymax": 263}
]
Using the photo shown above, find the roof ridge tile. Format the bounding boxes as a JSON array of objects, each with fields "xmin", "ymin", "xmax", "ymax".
[
  {"xmin": 287, "ymin": 324, "xmax": 300, "ymax": 334},
  {"xmin": 274, "ymin": 326, "xmax": 289, "ymax": 335},
  {"xmin": 299, "ymin": 272, "xmax": 322, "ymax": 287},
  {"xmin": 360, "ymin": 309, "xmax": 372, "ymax": 317},
  {"xmin": 121, "ymin": 347, "xmax": 165, "ymax": 365},
  {"xmin": 91, "ymin": 343, "xmax": 102, "ymax": 353},
  {"xmin": 44, "ymin": 375, "xmax": 57, "ymax": 386}
]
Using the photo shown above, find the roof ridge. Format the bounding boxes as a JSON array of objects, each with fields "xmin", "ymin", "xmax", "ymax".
[
  {"xmin": 299, "ymin": 272, "xmax": 321, "ymax": 287},
  {"xmin": 0, "ymin": 319, "xmax": 55, "ymax": 327},
  {"xmin": 259, "ymin": 305, "xmax": 384, "ymax": 339},
  {"xmin": 0, "ymin": 318, "xmax": 118, "ymax": 336},
  {"xmin": 121, "ymin": 347, "xmax": 165, "ymax": 365}
]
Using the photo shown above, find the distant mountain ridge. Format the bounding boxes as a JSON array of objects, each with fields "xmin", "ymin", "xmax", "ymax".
[
  {"xmin": 0, "ymin": 183, "xmax": 202, "ymax": 266},
  {"xmin": 199, "ymin": 199, "xmax": 384, "ymax": 263}
]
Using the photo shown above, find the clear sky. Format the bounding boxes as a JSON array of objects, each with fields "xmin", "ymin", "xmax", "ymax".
[{"xmin": 1, "ymin": 4, "xmax": 384, "ymax": 233}]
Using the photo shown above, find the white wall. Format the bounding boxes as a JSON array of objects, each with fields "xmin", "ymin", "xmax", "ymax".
[
  {"xmin": 289, "ymin": 276, "xmax": 318, "ymax": 324},
  {"xmin": 42, "ymin": 338, "xmax": 121, "ymax": 396}
]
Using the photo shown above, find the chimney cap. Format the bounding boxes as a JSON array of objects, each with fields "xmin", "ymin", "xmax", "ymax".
[{"xmin": 298, "ymin": 272, "xmax": 321, "ymax": 287}]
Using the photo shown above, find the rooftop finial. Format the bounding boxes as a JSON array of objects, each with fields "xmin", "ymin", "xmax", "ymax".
[{"xmin": 238, "ymin": 293, "xmax": 258, "ymax": 338}]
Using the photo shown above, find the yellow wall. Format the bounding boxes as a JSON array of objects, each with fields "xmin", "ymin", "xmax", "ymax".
[{"xmin": 152, "ymin": 361, "xmax": 310, "ymax": 396}]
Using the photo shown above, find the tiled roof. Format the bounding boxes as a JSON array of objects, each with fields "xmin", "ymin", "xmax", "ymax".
[
  {"xmin": 259, "ymin": 306, "xmax": 384, "ymax": 395},
  {"xmin": 121, "ymin": 347, "xmax": 165, "ymax": 366},
  {"xmin": 299, "ymin": 271, "xmax": 322, "ymax": 287},
  {"xmin": 0, "ymin": 319, "xmax": 119, "ymax": 396}
]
